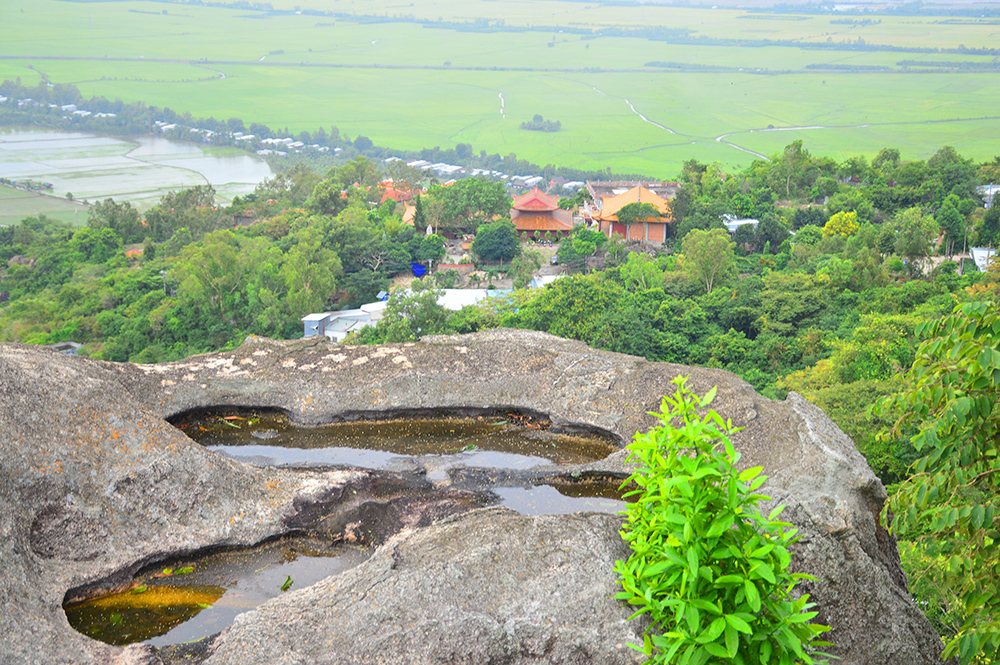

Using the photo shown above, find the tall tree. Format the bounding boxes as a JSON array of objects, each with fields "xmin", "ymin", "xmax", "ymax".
[
  {"xmin": 937, "ymin": 195, "xmax": 964, "ymax": 257},
  {"xmin": 472, "ymin": 220, "xmax": 520, "ymax": 262},
  {"xmin": 88, "ymin": 199, "xmax": 144, "ymax": 244},
  {"xmin": 412, "ymin": 193, "xmax": 428, "ymax": 233},
  {"xmin": 375, "ymin": 278, "xmax": 452, "ymax": 342},
  {"xmin": 893, "ymin": 207, "xmax": 938, "ymax": 277},
  {"xmin": 770, "ymin": 140, "xmax": 813, "ymax": 200},
  {"xmin": 616, "ymin": 202, "xmax": 662, "ymax": 227},
  {"xmin": 681, "ymin": 228, "xmax": 736, "ymax": 295},
  {"xmin": 619, "ymin": 252, "xmax": 665, "ymax": 292},
  {"xmin": 981, "ymin": 195, "xmax": 1000, "ymax": 248},
  {"xmin": 427, "ymin": 178, "xmax": 511, "ymax": 234}
]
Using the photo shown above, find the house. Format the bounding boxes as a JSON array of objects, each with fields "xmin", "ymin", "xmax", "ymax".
[
  {"xmin": 46, "ymin": 341, "xmax": 82, "ymax": 356},
  {"xmin": 586, "ymin": 182, "xmax": 677, "ymax": 244},
  {"xmin": 302, "ymin": 309, "xmax": 369, "ymax": 342},
  {"xmin": 436, "ymin": 289, "xmax": 511, "ymax": 311},
  {"xmin": 530, "ymin": 274, "xmax": 564, "ymax": 289},
  {"xmin": 510, "ymin": 188, "xmax": 574, "ymax": 240},
  {"xmin": 301, "ymin": 301, "xmax": 388, "ymax": 342},
  {"xmin": 402, "ymin": 203, "xmax": 417, "ymax": 226},
  {"xmin": 379, "ymin": 180, "xmax": 418, "ymax": 205}
]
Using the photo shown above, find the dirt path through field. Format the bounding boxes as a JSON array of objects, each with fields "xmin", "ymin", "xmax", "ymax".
[{"xmin": 715, "ymin": 115, "xmax": 1000, "ymax": 161}]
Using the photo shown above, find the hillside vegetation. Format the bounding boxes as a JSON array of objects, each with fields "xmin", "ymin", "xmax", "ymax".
[{"xmin": 2, "ymin": 117, "xmax": 1000, "ymax": 660}]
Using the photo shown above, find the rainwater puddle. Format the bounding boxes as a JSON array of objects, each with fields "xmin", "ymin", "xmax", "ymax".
[
  {"xmin": 494, "ymin": 481, "xmax": 632, "ymax": 515},
  {"xmin": 65, "ymin": 536, "xmax": 368, "ymax": 648},
  {"xmin": 172, "ymin": 411, "xmax": 616, "ymax": 481}
]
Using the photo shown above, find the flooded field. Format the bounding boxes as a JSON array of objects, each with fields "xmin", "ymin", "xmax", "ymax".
[{"xmin": 0, "ymin": 129, "xmax": 273, "ymax": 209}]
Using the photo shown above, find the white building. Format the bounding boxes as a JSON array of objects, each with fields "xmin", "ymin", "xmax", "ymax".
[
  {"xmin": 721, "ymin": 214, "xmax": 760, "ymax": 234},
  {"xmin": 980, "ymin": 185, "xmax": 1000, "ymax": 209},
  {"xmin": 970, "ymin": 247, "xmax": 997, "ymax": 272}
]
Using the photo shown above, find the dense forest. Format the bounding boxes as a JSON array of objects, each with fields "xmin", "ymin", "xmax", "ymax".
[{"xmin": 2, "ymin": 137, "xmax": 1000, "ymax": 661}]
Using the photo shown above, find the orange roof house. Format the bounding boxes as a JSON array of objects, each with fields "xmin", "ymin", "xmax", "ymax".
[
  {"xmin": 589, "ymin": 184, "xmax": 674, "ymax": 245},
  {"xmin": 378, "ymin": 180, "xmax": 417, "ymax": 204},
  {"xmin": 402, "ymin": 203, "xmax": 416, "ymax": 226},
  {"xmin": 510, "ymin": 188, "xmax": 574, "ymax": 239}
]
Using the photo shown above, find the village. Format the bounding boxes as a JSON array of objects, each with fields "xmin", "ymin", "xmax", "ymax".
[{"xmin": 301, "ymin": 177, "xmax": 750, "ymax": 342}]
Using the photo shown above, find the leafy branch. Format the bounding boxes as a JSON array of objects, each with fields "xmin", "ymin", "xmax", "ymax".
[{"xmin": 615, "ymin": 376, "xmax": 831, "ymax": 664}]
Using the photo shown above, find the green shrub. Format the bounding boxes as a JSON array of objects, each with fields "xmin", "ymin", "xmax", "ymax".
[{"xmin": 615, "ymin": 376, "xmax": 831, "ymax": 664}]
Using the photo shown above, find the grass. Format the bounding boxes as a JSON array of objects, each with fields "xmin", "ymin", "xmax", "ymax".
[
  {"xmin": 0, "ymin": 184, "xmax": 89, "ymax": 226},
  {"xmin": 2, "ymin": 0, "xmax": 1000, "ymax": 176}
]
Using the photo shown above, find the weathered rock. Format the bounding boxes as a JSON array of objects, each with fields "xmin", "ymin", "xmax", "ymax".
[
  {"xmin": 7, "ymin": 254, "xmax": 36, "ymax": 268},
  {"xmin": 0, "ymin": 343, "xmax": 476, "ymax": 665},
  {"xmin": 204, "ymin": 508, "xmax": 642, "ymax": 665},
  {"xmin": 0, "ymin": 330, "xmax": 946, "ymax": 665}
]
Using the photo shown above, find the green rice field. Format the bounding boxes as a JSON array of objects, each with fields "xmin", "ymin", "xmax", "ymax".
[
  {"xmin": 0, "ymin": 184, "xmax": 89, "ymax": 227},
  {"xmin": 1, "ymin": 0, "xmax": 999, "ymax": 177}
]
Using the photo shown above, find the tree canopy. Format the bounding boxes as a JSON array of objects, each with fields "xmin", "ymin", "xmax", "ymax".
[
  {"xmin": 472, "ymin": 220, "xmax": 520, "ymax": 263},
  {"xmin": 681, "ymin": 228, "xmax": 736, "ymax": 295},
  {"xmin": 876, "ymin": 301, "xmax": 1000, "ymax": 664},
  {"xmin": 427, "ymin": 178, "xmax": 511, "ymax": 234}
]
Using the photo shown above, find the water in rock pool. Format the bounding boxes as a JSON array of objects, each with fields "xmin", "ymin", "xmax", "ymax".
[
  {"xmin": 65, "ymin": 536, "xmax": 369, "ymax": 647},
  {"xmin": 67, "ymin": 413, "xmax": 630, "ymax": 648},
  {"xmin": 493, "ymin": 481, "xmax": 630, "ymax": 515},
  {"xmin": 174, "ymin": 412, "xmax": 616, "ymax": 481}
]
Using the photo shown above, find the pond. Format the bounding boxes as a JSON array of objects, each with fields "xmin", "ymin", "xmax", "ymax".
[
  {"xmin": 63, "ymin": 477, "xmax": 631, "ymax": 649},
  {"xmin": 0, "ymin": 129, "xmax": 273, "ymax": 208}
]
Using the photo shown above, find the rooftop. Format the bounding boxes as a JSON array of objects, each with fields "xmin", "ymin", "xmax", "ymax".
[{"xmin": 586, "ymin": 181, "xmax": 679, "ymax": 202}]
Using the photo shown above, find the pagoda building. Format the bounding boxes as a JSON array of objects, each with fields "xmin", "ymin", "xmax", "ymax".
[
  {"xmin": 585, "ymin": 182, "xmax": 677, "ymax": 245},
  {"xmin": 510, "ymin": 188, "xmax": 575, "ymax": 240}
]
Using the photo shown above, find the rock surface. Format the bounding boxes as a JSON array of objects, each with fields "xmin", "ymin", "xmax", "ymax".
[
  {"xmin": 206, "ymin": 509, "xmax": 640, "ymax": 665},
  {"xmin": 0, "ymin": 330, "xmax": 945, "ymax": 665}
]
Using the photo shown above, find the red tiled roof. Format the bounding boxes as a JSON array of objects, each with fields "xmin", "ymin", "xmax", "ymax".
[
  {"xmin": 379, "ymin": 181, "xmax": 417, "ymax": 204},
  {"xmin": 512, "ymin": 187, "xmax": 559, "ymax": 212}
]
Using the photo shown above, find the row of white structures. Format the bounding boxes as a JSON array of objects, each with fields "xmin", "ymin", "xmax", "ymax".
[{"xmin": 302, "ymin": 279, "xmax": 561, "ymax": 342}]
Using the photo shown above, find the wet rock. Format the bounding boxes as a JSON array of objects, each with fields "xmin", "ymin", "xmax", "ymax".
[
  {"xmin": 0, "ymin": 330, "xmax": 947, "ymax": 665},
  {"xmin": 203, "ymin": 508, "xmax": 642, "ymax": 665}
]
